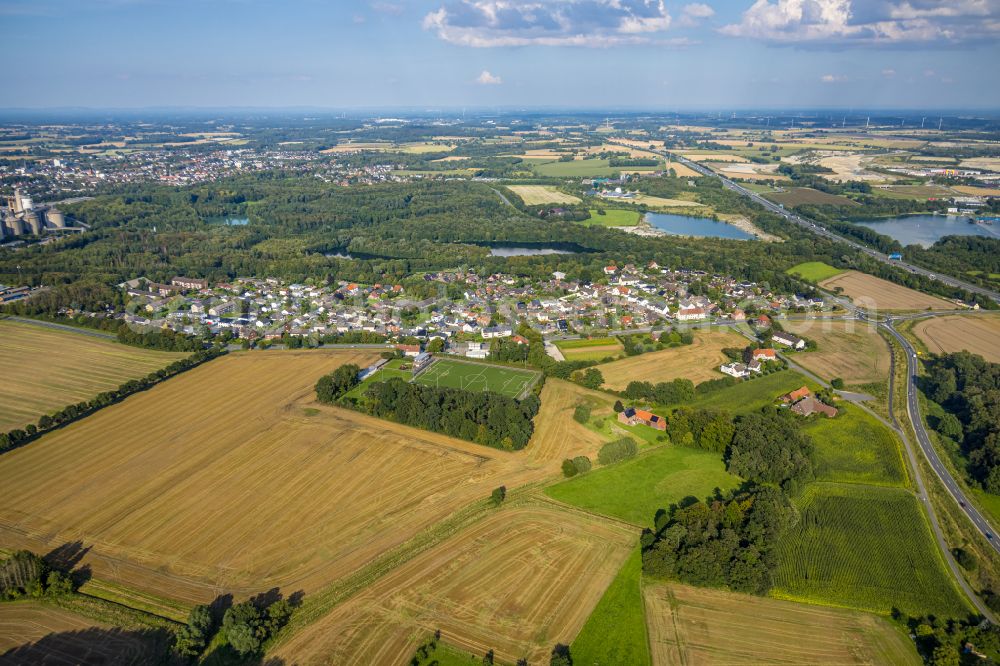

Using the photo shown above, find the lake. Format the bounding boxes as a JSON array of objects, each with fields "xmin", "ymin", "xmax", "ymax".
[
  {"xmin": 854, "ymin": 214, "xmax": 1000, "ymax": 247},
  {"xmin": 489, "ymin": 246, "xmax": 578, "ymax": 257},
  {"xmin": 644, "ymin": 213, "xmax": 754, "ymax": 240}
]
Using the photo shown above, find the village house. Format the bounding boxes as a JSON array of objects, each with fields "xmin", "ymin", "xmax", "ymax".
[
  {"xmin": 752, "ymin": 348, "xmax": 777, "ymax": 362},
  {"xmin": 618, "ymin": 407, "xmax": 667, "ymax": 431},
  {"xmin": 171, "ymin": 276, "xmax": 209, "ymax": 291},
  {"xmin": 720, "ymin": 362, "xmax": 750, "ymax": 378},
  {"xmin": 772, "ymin": 331, "xmax": 806, "ymax": 350}
]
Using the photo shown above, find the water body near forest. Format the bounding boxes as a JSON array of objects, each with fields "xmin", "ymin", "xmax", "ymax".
[{"xmin": 854, "ymin": 214, "xmax": 1000, "ymax": 247}]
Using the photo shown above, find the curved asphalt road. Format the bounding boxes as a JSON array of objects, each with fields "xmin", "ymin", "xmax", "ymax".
[{"xmin": 883, "ymin": 319, "xmax": 1000, "ymax": 555}]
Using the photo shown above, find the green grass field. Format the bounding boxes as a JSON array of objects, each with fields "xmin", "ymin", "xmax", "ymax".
[
  {"xmin": 571, "ymin": 548, "xmax": 650, "ymax": 666},
  {"xmin": 554, "ymin": 337, "xmax": 619, "ymax": 349},
  {"xmin": 545, "ymin": 445, "xmax": 740, "ymax": 527},
  {"xmin": 581, "ymin": 208, "xmax": 641, "ymax": 227},
  {"xmin": 415, "ymin": 357, "xmax": 539, "ymax": 398},
  {"xmin": 786, "ymin": 261, "xmax": 846, "ymax": 283},
  {"xmin": 341, "ymin": 358, "xmax": 412, "ymax": 402},
  {"xmin": 773, "ymin": 483, "xmax": 972, "ymax": 618},
  {"xmin": 805, "ymin": 404, "xmax": 907, "ymax": 487},
  {"xmin": 683, "ymin": 370, "xmax": 814, "ymax": 415}
]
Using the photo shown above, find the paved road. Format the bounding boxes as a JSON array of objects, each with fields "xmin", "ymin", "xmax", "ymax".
[
  {"xmin": 491, "ymin": 188, "xmax": 513, "ymax": 208},
  {"xmin": 631, "ymin": 143, "xmax": 1000, "ymax": 305},
  {"xmin": 883, "ymin": 319, "xmax": 1000, "ymax": 554}
]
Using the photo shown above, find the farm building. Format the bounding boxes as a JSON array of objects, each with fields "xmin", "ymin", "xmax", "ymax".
[
  {"xmin": 618, "ymin": 407, "xmax": 666, "ymax": 431},
  {"xmin": 782, "ymin": 386, "xmax": 813, "ymax": 404},
  {"xmin": 772, "ymin": 332, "xmax": 806, "ymax": 350},
  {"xmin": 790, "ymin": 396, "xmax": 838, "ymax": 418}
]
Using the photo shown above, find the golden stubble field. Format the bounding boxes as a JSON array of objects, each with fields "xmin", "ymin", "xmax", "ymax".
[
  {"xmin": 273, "ymin": 505, "xmax": 636, "ymax": 666},
  {"xmin": 782, "ymin": 319, "xmax": 890, "ymax": 385},
  {"xmin": 644, "ymin": 583, "xmax": 920, "ymax": 666},
  {"xmin": 0, "ymin": 350, "xmax": 608, "ymax": 607},
  {"xmin": 913, "ymin": 315, "xmax": 1000, "ymax": 363},
  {"xmin": 0, "ymin": 320, "xmax": 187, "ymax": 431},
  {"xmin": 820, "ymin": 271, "xmax": 956, "ymax": 311},
  {"xmin": 0, "ymin": 602, "xmax": 163, "ymax": 663},
  {"xmin": 597, "ymin": 329, "xmax": 746, "ymax": 389},
  {"xmin": 506, "ymin": 185, "xmax": 581, "ymax": 205}
]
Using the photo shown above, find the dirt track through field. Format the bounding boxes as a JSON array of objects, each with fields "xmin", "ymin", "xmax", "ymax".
[{"xmin": 274, "ymin": 505, "xmax": 636, "ymax": 665}]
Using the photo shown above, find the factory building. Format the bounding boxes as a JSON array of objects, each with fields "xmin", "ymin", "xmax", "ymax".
[{"xmin": 1, "ymin": 188, "xmax": 77, "ymax": 238}]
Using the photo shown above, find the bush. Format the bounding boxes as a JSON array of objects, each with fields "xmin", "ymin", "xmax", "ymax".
[
  {"xmin": 831, "ymin": 377, "xmax": 844, "ymax": 389},
  {"xmin": 572, "ymin": 456, "xmax": 592, "ymax": 475},
  {"xmin": 562, "ymin": 459, "xmax": 578, "ymax": 478},
  {"xmin": 491, "ymin": 486, "xmax": 507, "ymax": 506},
  {"xmin": 573, "ymin": 404, "xmax": 591, "ymax": 424},
  {"xmin": 952, "ymin": 548, "xmax": 977, "ymax": 572},
  {"xmin": 598, "ymin": 437, "xmax": 638, "ymax": 465}
]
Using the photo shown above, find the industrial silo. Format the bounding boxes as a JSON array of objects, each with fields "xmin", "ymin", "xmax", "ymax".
[
  {"xmin": 24, "ymin": 211, "xmax": 42, "ymax": 235},
  {"xmin": 46, "ymin": 208, "xmax": 66, "ymax": 228}
]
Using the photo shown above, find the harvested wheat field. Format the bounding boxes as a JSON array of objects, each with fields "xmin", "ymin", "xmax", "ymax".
[
  {"xmin": 273, "ymin": 505, "xmax": 636, "ymax": 666},
  {"xmin": 597, "ymin": 329, "xmax": 746, "ymax": 390},
  {"xmin": 644, "ymin": 583, "xmax": 920, "ymax": 666},
  {"xmin": 506, "ymin": 185, "xmax": 581, "ymax": 205},
  {"xmin": 820, "ymin": 271, "xmax": 955, "ymax": 311},
  {"xmin": 0, "ymin": 357, "xmax": 605, "ymax": 606},
  {"xmin": 0, "ymin": 319, "xmax": 187, "ymax": 431},
  {"xmin": 913, "ymin": 315, "xmax": 1000, "ymax": 363},
  {"xmin": 782, "ymin": 319, "xmax": 890, "ymax": 385},
  {"xmin": 0, "ymin": 602, "xmax": 165, "ymax": 664}
]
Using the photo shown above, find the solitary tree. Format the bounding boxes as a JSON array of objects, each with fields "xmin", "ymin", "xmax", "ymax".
[{"xmin": 490, "ymin": 486, "xmax": 507, "ymax": 506}]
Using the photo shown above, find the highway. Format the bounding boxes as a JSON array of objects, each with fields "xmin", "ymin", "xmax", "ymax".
[
  {"xmin": 639, "ymin": 145, "xmax": 1000, "ymax": 305},
  {"xmin": 883, "ymin": 318, "xmax": 1000, "ymax": 556}
]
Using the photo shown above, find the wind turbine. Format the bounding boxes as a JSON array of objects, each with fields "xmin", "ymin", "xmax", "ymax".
[
  {"xmin": 865, "ymin": 116, "xmax": 870, "ymax": 129},
  {"xmin": 938, "ymin": 117, "xmax": 943, "ymax": 130},
  {"xmin": 920, "ymin": 116, "xmax": 926, "ymax": 129}
]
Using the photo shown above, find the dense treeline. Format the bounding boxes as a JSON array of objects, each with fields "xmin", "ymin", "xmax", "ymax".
[
  {"xmin": 727, "ymin": 409, "xmax": 815, "ymax": 491},
  {"xmin": 623, "ymin": 378, "xmax": 695, "ymax": 406},
  {"xmin": 0, "ymin": 347, "xmax": 226, "ymax": 454},
  {"xmin": 922, "ymin": 352, "xmax": 1000, "ymax": 493},
  {"xmin": 641, "ymin": 485, "xmax": 796, "ymax": 595},
  {"xmin": 315, "ymin": 364, "xmax": 361, "ymax": 403},
  {"xmin": 364, "ymin": 378, "xmax": 540, "ymax": 450}
]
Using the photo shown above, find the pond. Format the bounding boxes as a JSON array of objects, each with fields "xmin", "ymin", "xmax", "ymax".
[
  {"xmin": 204, "ymin": 216, "xmax": 249, "ymax": 226},
  {"xmin": 853, "ymin": 214, "xmax": 1000, "ymax": 248},
  {"xmin": 488, "ymin": 245, "xmax": 579, "ymax": 257},
  {"xmin": 644, "ymin": 213, "xmax": 754, "ymax": 240}
]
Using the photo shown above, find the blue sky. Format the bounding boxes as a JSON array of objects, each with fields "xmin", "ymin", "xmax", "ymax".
[{"xmin": 4, "ymin": 0, "xmax": 999, "ymax": 109}]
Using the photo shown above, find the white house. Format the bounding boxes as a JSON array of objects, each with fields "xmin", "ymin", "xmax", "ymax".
[
  {"xmin": 720, "ymin": 362, "xmax": 750, "ymax": 378},
  {"xmin": 676, "ymin": 306, "xmax": 707, "ymax": 322},
  {"xmin": 772, "ymin": 332, "xmax": 806, "ymax": 350}
]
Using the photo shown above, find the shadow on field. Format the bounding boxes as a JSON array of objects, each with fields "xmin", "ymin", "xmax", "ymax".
[
  {"xmin": 0, "ymin": 626, "xmax": 177, "ymax": 666},
  {"xmin": 44, "ymin": 540, "xmax": 93, "ymax": 587}
]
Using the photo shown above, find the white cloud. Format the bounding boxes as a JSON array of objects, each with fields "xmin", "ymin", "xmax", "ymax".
[
  {"xmin": 423, "ymin": 0, "xmax": 676, "ymax": 48},
  {"xmin": 677, "ymin": 2, "xmax": 715, "ymax": 26},
  {"xmin": 821, "ymin": 73, "xmax": 848, "ymax": 82},
  {"xmin": 881, "ymin": 67, "xmax": 896, "ymax": 77},
  {"xmin": 476, "ymin": 70, "xmax": 503, "ymax": 84},
  {"xmin": 720, "ymin": 0, "xmax": 1000, "ymax": 45}
]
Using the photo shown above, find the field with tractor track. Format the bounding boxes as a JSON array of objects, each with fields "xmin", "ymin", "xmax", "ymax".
[
  {"xmin": 912, "ymin": 314, "xmax": 1000, "ymax": 362},
  {"xmin": 596, "ymin": 329, "xmax": 746, "ymax": 389},
  {"xmin": 644, "ymin": 583, "xmax": 920, "ymax": 666},
  {"xmin": 819, "ymin": 271, "xmax": 955, "ymax": 311},
  {"xmin": 272, "ymin": 504, "xmax": 636, "ymax": 666},
  {"xmin": 0, "ymin": 356, "xmax": 606, "ymax": 607},
  {"xmin": 0, "ymin": 319, "xmax": 186, "ymax": 431},
  {"xmin": 781, "ymin": 319, "xmax": 890, "ymax": 386}
]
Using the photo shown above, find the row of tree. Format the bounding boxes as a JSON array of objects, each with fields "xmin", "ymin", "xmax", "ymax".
[{"xmin": 0, "ymin": 347, "xmax": 226, "ymax": 454}]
